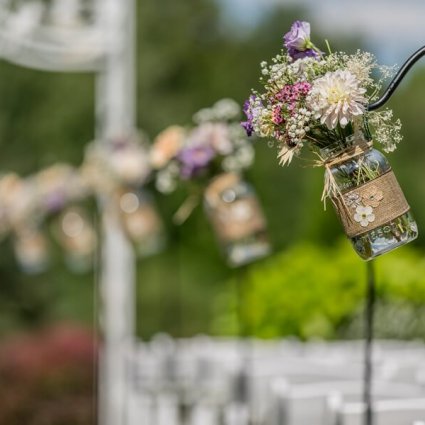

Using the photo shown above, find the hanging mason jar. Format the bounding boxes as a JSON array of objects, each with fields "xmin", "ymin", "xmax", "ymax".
[
  {"xmin": 53, "ymin": 207, "xmax": 97, "ymax": 273},
  {"xmin": 13, "ymin": 227, "xmax": 50, "ymax": 274},
  {"xmin": 323, "ymin": 125, "xmax": 418, "ymax": 260},
  {"xmin": 118, "ymin": 189, "xmax": 165, "ymax": 257},
  {"xmin": 203, "ymin": 172, "xmax": 270, "ymax": 267}
]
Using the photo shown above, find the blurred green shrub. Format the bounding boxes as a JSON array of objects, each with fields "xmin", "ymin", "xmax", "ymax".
[{"xmin": 213, "ymin": 239, "xmax": 425, "ymax": 340}]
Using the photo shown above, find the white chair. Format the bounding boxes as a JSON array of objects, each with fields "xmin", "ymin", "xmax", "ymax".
[
  {"xmin": 156, "ymin": 393, "xmax": 180, "ymax": 425},
  {"xmin": 329, "ymin": 397, "xmax": 425, "ymax": 425},
  {"xmin": 189, "ymin": 402, "xmax": 220, "ymax": 425},
  {"xmin": 247, "ymin": 359, "xmax": 373, "ymax": 425},
  {"xmin": 127, "ymin": 392, "xmax": 155, "ymax": 425},
  {"xmin": 224, "ymin": 402, "xmax": 250, "ymax": 425},
  {"xmin": 268, "ymin": 379, "xmax": 425, "ymax": 425}
]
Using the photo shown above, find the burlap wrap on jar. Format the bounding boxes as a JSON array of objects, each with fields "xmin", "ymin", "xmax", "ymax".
[
  {"xmin": 116, "ymin": 189, "xmax": 164, "ymax": 248},
  {"xmin": 329, "ymin": 156, "xmax": 411, "ymax": 239},
  {"xmin": 204, "ymin": 173, "xmax": 267, "ymax": 243},
  {"xmin": 321, "ymin": 132, "xmax": 417, "ymax": 260}
]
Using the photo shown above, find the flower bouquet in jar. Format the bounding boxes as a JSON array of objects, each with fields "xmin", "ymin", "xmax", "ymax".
[
  {"xmin": 243, "ymin": 20, "xmax": 417, "ymax": 260},
  {"xmin": 82, "ymin": 132, "xmax": 166, "ymax": 258},
  {"xmin": 150, "ymin": 99, "xmax": 271, "ymax": 267}
]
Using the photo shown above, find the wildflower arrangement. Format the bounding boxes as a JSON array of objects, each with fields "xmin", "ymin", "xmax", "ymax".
[
  {"xmin": 242, "ymin": 20, "xmax": 402, "ymax": 167},
  {"xmin": 243, "ymin": 21, "xmax": 417, "ymax": 260},
  {"xmin": 151, "ymin": 99, "xmax": 255, "ymax": 195},
  {"xmin": 151, "ymin": 99, "xmax": 270, "ymax": 265},
  {"xmin": 82, "ymin": 132, "xmax": 151, "ymax": 194}
]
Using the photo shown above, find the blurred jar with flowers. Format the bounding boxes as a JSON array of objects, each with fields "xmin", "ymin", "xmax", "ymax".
[
  {"xmin": 82, "ymin": 131, "xmax": 166, "ymax": 258},
  {"xmin": 151, "ymin": 99, "xmax": 271, "ymax": 267}
]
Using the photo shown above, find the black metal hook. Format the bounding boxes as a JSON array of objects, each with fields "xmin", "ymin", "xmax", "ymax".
[{"xmin": 368, "ymin": 45, "xmax": 425, "ymax": 111}]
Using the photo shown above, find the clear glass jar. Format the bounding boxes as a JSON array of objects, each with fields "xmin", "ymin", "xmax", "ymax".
[
  {"xmin": 118, "ymin": 189, "xmax": 166, "ymax": 257},
  {"xmin": 53, "ymin": 206, "xmax": 97, "ymax": 273},
  {"xmin": 322, "ymin": 128, "xmax": 418, "ymax": 260},
  {"xmin": 203, "ymin": 173, "xmax": 271, "ymax": 267},
  {"xmin": 13, "ymin": 227, "xmax": 50, "ymax": 274}
]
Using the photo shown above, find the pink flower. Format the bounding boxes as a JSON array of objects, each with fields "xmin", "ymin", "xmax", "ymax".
[
  {"xmin": 150, "ymin": 126, "xmax": 185, "ymax": 168},
  {"xmin": 272, "ymin": 105, "xmax": 284, "ymax": 125}
]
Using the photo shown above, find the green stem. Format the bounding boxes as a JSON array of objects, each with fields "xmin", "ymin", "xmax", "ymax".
[{"xmin": 325, "ymin": 39, "xmax": 332, "ymax": 55}]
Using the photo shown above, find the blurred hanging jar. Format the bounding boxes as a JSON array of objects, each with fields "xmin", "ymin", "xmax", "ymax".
[
  {"xmin": 13, "ymin": 227, "xmax": 50, "ymax": 274},
  {"xmin": 53, "ymin": 207, "xmax": 97, "ymax": 273},
  {"xmin": 323, "ymin": 125, "xmax": 417, "ymax": 260},
  {"xmin": 204, "ymin": 173, "xmax": 270, "ymax": 267},
  {"xmin": 151, "ymin": 100, "xmax": 272, "ymax": 266},
  {"xmin": 118, "ymin": 189, "xmax": 165, "ymax": 257}
]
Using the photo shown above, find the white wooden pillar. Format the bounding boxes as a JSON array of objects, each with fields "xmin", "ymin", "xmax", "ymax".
[
  {"xmin": 0, "ymin": 1, "xmax": 138, "ymax": 422},
  {"xmin": 95, "ymin": 0, "xmax": 137, "ymax": 424}
]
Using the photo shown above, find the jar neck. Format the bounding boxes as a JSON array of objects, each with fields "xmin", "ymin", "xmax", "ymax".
[
  {"xmin": 319, "ymin": 122, "xmax": 372, "ymax": 161},
  {"xmin": 204, "ymin": 172, "xmax": 243, "ymax": 206}
]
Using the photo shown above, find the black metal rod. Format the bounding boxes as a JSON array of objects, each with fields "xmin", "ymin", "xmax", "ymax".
[
  {"xmin": 364, "ymin": 260, "xmax": 376, "ymax": 425},
  {"xmin": 368, "ymin": 45, "xmax": 425, "ymax": 111},
  {"xmin": 235, "ymin": 266, "xmax": 250, "ymax": 404}
]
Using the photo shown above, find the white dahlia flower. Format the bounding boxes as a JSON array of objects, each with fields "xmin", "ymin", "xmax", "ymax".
[{"xmin": 307, "ymin": 70, "xmax": 367, "ymax": 130}]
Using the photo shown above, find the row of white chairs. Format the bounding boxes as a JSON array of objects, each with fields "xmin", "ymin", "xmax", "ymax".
[{"xmin": 128, "ymin": 336, "xmax": 425, "ymax": 425}]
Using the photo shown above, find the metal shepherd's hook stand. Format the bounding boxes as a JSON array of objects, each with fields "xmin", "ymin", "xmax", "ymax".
[{"xmin": 363, "ymin": 44, "xmax": 425, "ymax": 425}]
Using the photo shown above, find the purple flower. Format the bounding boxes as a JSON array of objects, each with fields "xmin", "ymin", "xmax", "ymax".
[
  {"xmin": 287, "ymin": 47, "xmax": 319, "ymax": 60},
  {"xmin": 45, "ymin": 191, "xmax": 66, "ymax": 212},
  {"xmin": 284, "ymin": 21, "xmax": 311, "ymax": 50},
  {"xmin": 284, "ymin": 21, "xmax": 320, "ymax": 60},
  {"xmin": 178, "ymin": 145, "xmax": 216, "ymax": 179},
  {"xmin": 241, "ymin": 95, "xmax": 260, "ymax": 137}
]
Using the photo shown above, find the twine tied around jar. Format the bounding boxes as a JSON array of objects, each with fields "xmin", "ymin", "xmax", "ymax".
[
  {"xmin": 313, "ymin": 140, "xmax": 410, "ymax": 238},
  {"xmin": 172, "ymin": 174, "xmax": 242, "ymax": 225},
  {"xmin": 315, "ymin": 140, "xmax": 373, "ymax": 211}
]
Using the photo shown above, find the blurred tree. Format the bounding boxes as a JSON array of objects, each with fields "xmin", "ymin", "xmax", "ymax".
[{"xmin": 0, "ymin": 0, "xmax": 423, "ymax": 339}]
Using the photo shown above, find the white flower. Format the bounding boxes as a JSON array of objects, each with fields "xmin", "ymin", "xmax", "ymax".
[
  {"xmin": 194, "ymin": 99, "xmax": 241, "ymax": 123},
  {"xmin": 110, "ymin": 147, "xmax": 150, "ymax": 184},
  {"xmin": 156, "ymin": 170, "xmax": 177, "ymax": 194},
  {"xmin": 235, "ymin": 145, "xmax": 255, "ymax": 168},
  {"xmin": 307, "ymin": 70, "xmax": 367, "ymax": 129},
  {"xmin": 212, "ymin": 98, "xmax": 241, "ymax": 121},
  {"xmin": 222, "ymin": 156, "xmax": 238, "ymax": 171},
  {"xmin": 354, "ymin": 205, "xmax": 375, "ymax": 228}
]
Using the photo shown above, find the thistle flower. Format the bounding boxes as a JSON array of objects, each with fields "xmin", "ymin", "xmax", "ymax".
[{"xmin": 307, "ymin": 70, "xmax": 367, "ymax": 129}]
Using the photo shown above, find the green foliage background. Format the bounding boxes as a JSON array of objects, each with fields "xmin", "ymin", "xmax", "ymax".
[{"xmin": 0, "ymin": 0, "xmax": 424, "ymax": 340}]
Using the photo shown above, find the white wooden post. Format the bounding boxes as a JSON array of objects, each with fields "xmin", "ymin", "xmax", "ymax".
[
  {"xmin": 0, "ymin": 1, "xmax": 138, "ymax": 423},
  {"xmin": 96, "ymin": 0, "xmax": 137, "ymax": 424}
]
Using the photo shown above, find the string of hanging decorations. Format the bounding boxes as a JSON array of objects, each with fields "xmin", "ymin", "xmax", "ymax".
[
  {"xmin": 0, "ymin": 131, "xmax": 165, "ymax": 274},
  {"xmin": 0, "ymin": 99, "xmax": 271, "ymax": 273}
]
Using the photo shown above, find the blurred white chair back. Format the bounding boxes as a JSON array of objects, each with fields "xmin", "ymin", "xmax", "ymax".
[
  {"xmin": 329, "ymin": 398, "xmax": 425, "ymax": 425},
  {"xmin": 269, "ymin": 379, "xmax": 425, "ymax": 425}
]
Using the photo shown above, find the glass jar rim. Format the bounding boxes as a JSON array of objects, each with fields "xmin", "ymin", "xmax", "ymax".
[{"xmin": 319, "ymin": 126, "xmax": 372, "ymax": 160}]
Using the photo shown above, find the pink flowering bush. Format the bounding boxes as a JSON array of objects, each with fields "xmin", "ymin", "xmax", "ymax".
[{"xmin": 0, "ymin": 324, "xmax": 97, "ymax": 425}]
